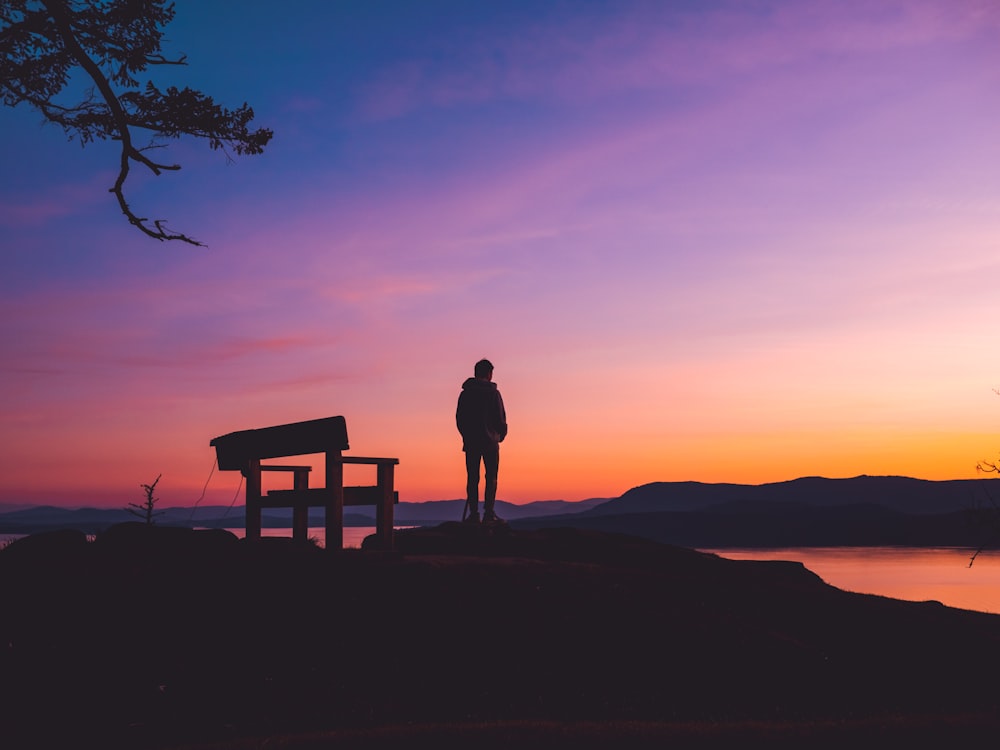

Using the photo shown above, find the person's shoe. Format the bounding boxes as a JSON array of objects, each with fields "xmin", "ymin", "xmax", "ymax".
[
  {"xmin": 464, "ymin": 512, "xmax": 481, "ymax": 524},
  {"xmin": 482, "ymin": 512, "xmax": 506, "ymax": 526}
]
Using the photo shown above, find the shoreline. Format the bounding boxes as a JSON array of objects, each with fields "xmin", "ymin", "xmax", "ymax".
[{"xmin": 4, "ymin": 523, "xmax": 1000, "ymax": 748}]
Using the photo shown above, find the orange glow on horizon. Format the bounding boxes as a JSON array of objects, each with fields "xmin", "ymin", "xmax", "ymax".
[{"xmin": 6, "ymin": 426, "xmax": 993, "ymax": 509}]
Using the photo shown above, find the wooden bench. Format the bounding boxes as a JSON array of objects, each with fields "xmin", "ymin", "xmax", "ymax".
[{"xmin": 209, "ymin": 416, "xmax": 399, "ymax": 550}]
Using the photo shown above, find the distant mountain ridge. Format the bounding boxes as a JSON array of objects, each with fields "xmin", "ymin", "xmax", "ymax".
[
  {"xmin": 4, "ymin": 476, "xmax": 998, "ymax": 548},
  {"xmin": 511, "ymin": 475, "xmax": 999, "ymax": 548},
  {"xmin": 584, "ymin": 476, "xmax": 992, "ymax": 516}
]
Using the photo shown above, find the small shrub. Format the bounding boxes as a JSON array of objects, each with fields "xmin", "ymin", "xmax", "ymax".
[{"xmin": 125, "ymin": 474, "xmax": 164, "ymax": 525}]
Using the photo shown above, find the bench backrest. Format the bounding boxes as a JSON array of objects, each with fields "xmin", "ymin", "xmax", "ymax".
[{"xmin": 210, "ymin": 415, "xmax": 350, "ymax": 470}]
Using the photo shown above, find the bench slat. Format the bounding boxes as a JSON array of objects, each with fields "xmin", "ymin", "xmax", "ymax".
[{"xmin": 265, "ymin": 487, "xmax": 399, "ymax": 507}]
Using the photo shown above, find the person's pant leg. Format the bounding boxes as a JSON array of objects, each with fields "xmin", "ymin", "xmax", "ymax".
[
  {"xmin": 465, "ymin": 450, "xmax": 482, "ymax": 515},
  {"xmin": 482, "ymin": 449, "xmax": 499, "ymax": 516}
]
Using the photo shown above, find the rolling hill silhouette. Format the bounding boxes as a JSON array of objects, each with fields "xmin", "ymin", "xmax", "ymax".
[
  {"xmin": 512, "ymin": 476, "xmax": 998, "ymax": 548},
  {"xmin": 3, "ymin": 521, "xmax": 1000, "ymax": 748}
]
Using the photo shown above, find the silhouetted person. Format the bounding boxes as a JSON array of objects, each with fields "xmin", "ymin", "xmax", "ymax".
[{"xmin": 456, "ymin": 358, "xmax": 508, "ymax": 524}]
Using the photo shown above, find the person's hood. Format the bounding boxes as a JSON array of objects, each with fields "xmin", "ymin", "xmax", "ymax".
[{"xmin": 462, "ymin": 377, "xmax": 496, "ymax": 390}]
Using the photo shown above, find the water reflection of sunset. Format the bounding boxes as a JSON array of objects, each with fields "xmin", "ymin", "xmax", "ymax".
[{"xmin": 711, "ymin": 547, "xmax": 1000, "ymax": 615}]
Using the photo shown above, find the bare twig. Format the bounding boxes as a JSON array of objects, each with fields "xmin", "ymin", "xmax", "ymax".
[
  {"xmin": 969, "ymin": 465, "xmax": 1000, "ymax": 566},
  {"xmin": 126, "ymin": 474, "xmax": 164, "ymax": 525}
]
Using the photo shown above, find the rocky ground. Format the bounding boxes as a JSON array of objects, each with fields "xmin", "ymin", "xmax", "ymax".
[{"xmin": 2, "ymin": 522, "xmax": 1000, "ymax": 748}]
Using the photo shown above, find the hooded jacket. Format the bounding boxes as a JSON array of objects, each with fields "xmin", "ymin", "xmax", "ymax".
[{"xmin": 456, "ymin": 377, "xmax": 508, "ymax": 452}]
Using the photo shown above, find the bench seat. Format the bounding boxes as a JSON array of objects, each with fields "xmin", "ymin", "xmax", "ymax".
[{"xmin": 265, "ymin": 487, "xmax": 400, "ymax": 507}]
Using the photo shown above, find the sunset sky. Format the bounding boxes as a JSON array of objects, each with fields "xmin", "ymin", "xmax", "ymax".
[{"xmin": 3, "ymin": 0, "xmax": 1000, "ymax": 509}]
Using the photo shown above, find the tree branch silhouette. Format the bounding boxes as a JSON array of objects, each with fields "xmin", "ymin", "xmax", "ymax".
[
  {"xmin": 970, "ymin": 463, "xmax": 1000, "ymax": 566},
  {"xmin": 969, "ymin": 387, "xmax": 1000, "ymax": 565},
  {"xmin": 1, "ymin": 0, "xmax": 273, "ymax": 244}
]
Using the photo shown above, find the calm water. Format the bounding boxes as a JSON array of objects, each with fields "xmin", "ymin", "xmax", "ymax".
[
  {"xmin": 4, "ymin": 528, "xmax": 999, "ymax": 614},
  {"xmin": 704, "ymin": 547, "xmax": 1000, "ymax": 615}
]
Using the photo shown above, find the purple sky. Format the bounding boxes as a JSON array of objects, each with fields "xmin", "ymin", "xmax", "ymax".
[{"xmin": 3, "ymin": 1, "xmax": 1000, "ymax": 508}]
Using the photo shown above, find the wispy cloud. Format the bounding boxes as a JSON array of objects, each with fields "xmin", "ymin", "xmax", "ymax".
[
  {"xmin": 0, "ymin": 172, "xmax": 112, "ymax": 225},
  {"xmin": 351, "ymin": 0, "xmax": 1000, "ymax": 123}
]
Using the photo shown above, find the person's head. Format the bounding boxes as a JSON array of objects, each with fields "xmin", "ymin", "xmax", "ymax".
[{"xmin": 474, "ymin": 358, "xmax": 494, "ymax": 380}]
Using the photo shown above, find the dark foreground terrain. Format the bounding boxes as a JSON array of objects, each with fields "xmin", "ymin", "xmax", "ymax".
[{"xmin": 2, "ymin": 523, "xmax": 1000, "ymax": 748}]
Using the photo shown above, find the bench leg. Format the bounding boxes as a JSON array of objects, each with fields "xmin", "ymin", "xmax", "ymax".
[
  {"xmin": 375, "ymin": 462, "xmax": 395, "ymax": 550},
  {"xmin": 326, "ymin": 453, "xmax": 344, "ymax": 550},
  {"xmin": 292, "ymin": 505, "xmax": 309, "ymax": 541},
  {"xmin": 292, "ymin": 468, "xmax": 309, "ymax": 542},
  {"xmin": 245, "ymin": 459, "xmax": 262, "ymax": 541}
]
